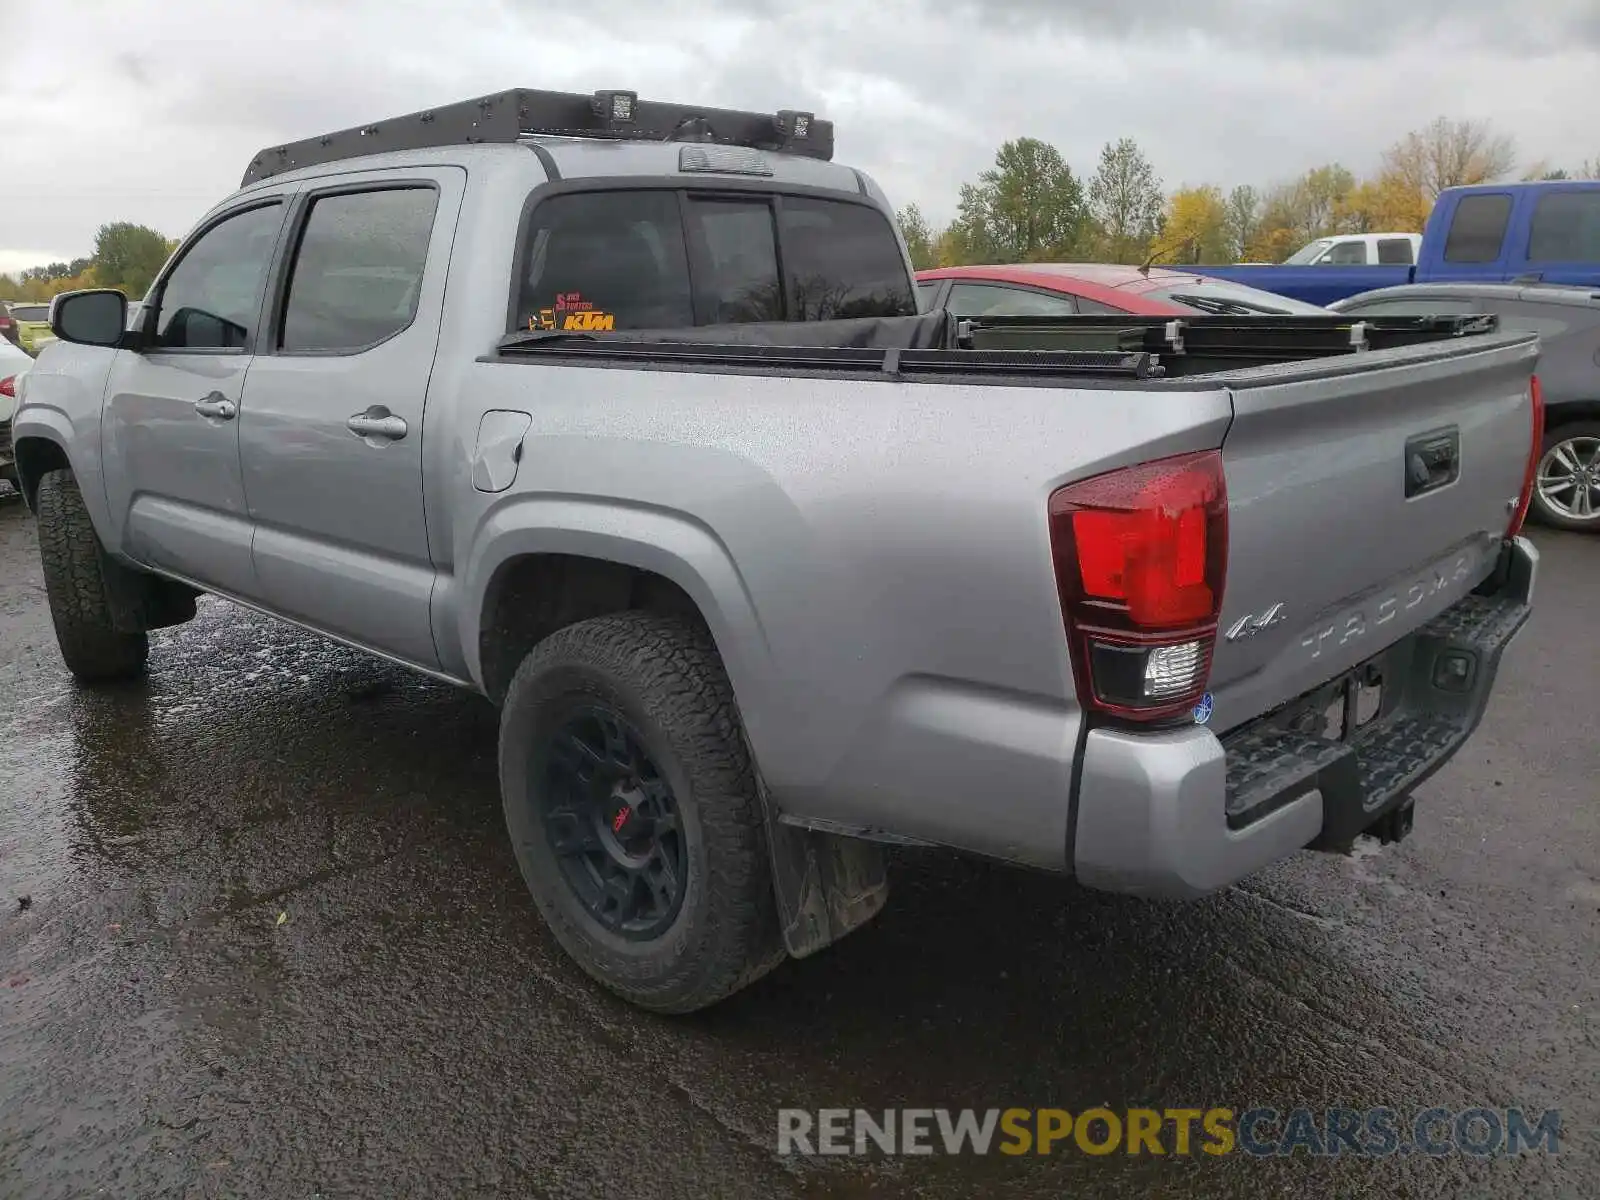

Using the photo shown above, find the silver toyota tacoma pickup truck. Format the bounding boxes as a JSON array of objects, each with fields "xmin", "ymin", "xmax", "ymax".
[{"xmin": 14, "ymin": 89, "xmax": 1543, "ymax": 1013}]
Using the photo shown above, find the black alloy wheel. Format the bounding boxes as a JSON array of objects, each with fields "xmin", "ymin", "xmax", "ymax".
[{"xmin": 538, "ymin": 705, "xmax": 687, "ymax": 940}]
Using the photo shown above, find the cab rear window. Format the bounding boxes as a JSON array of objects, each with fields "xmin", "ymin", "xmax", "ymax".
[{"xmin": 515, "ymin": 189, "xmax": 915, "ymax": 332}]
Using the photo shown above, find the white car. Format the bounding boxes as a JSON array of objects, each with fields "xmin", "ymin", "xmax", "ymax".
[
  {"xmin": 0, "ymin": 334, "xmax": 32, "ymax": 488},
  {"xmin": 1282, "ymin": 232, "xmax": 1423, "ymax": 266}
]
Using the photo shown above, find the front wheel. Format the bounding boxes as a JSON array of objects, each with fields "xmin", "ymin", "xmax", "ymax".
[
  {"xmin": 1532, "ymin": 422, "xmax": 1600, "ymax": 532},
  {"xmin": 36, "ymin": 469, "xmax": 150, "ymax": 682},
  {"xmin": 497, "ymin": 612, "xmax": 785, "ymax": 1013}
]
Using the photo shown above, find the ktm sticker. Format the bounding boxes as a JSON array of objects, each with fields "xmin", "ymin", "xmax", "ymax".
[
  {"xmin": 560, "ymin": 310, "xmax": 615, "ymax": 331},
  {"xmin": 529, "ymin": 291, "xmax": 614, "ymax": 331}
]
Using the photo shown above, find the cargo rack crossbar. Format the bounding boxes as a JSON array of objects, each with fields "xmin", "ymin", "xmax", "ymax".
[{"xmin": 241, "ymin": 88, "xmax": 834, "ymax": 186}]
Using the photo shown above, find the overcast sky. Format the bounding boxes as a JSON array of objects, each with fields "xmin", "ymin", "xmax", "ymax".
[{"xmin": 2, "ymin": 0, "xmax": 1596, "ymax": 275}]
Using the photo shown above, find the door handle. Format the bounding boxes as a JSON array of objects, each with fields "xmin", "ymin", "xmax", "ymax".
[
  {"xmin": 194, "ymin": 393, "xmax": 237, "ymax": 420},
  {"xmin": 347, "ymin": 407, "xmax": 408, "ymax": 442}
]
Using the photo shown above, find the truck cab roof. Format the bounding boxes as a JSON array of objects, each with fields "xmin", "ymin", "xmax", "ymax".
[
  {"xmin": 237, "ymin": 137, "xmax": 873, "ymax": 201},
  {"xmin": 232, "ymin": 86, "xmax": 871, "ymax": 200}
]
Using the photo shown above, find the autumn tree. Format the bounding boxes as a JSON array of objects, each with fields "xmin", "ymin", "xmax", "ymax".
[
  {"xmin": 1245, "ymin": 226, "xmax": 1301, "ymax": 264},
  {"xmin": 1248, "ymin": 164, "xmax": 1359, "ymax": 258},
  {"xmin": 1336, "ymin": 171, "xmax": 1428, "ymax": 233},
  {"xmin": 1087, "ymin": 138, "xmax": 1163, "ymax": 263},
  {"xmin": 1222, "ymin": 185, "xmax": 1260, "ymax": 261},
  {"xmin": 1382, "ymin": 116, "xmax": 1515, "ymax": 203},
  {"xmin": 1159, "ymin": 186, "xmax": 1231, "ymax": 264},
  {"xmin": 93, "ymin": 222, "xmax": 173, "ymax": 298},
  {"xmin": 895, "ymin": 204, "xmax": 937, "ymax": 270}
]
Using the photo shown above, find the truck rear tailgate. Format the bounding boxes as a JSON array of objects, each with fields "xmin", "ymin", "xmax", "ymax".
[{"xmin": 1208, "ymin": 334, "xmax": 1539, "ymax": 736}]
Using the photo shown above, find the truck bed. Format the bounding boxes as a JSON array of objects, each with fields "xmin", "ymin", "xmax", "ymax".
[{"xmin": 486, "ymin": 312, "xmax": 1539, "ymax": 832}]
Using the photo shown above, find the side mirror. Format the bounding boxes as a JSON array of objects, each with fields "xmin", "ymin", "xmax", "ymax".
[{"xmin": 50, "ymin": 289, "xmax": 128, "ymax": 348}]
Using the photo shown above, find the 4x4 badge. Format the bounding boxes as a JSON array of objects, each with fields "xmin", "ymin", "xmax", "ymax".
[{"xmin": 1225, "ymin": 602, "xmax": 1288, "ymax": 642}]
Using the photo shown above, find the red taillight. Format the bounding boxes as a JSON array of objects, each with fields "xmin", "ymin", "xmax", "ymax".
[
  {"xmin": 1506, "ymin": 374, "xmax": 1544, "ymax": 539},
  {"xmin": 0, "ymin": 376, "xmax": 14, "ymax": 398},
  {"xmin": 1049, "ymin": 450, "xmax": 1229, "ymax": 723}
]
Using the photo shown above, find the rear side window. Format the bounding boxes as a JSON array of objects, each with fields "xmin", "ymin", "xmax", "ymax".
[
  {"xmin": 945, "ymin": 282, "xmax": 1078, "ymax": 316},
  {"xmin": 1443, "ymin": 195, "xmax": 1512, "ymax": 263},
  {"xmin": 1528, "ymin": 191, "xmax": 1600, "ymax": 263},
  {"xmin": 281, "ymin": 188, "xmax": 439, "ymax": 353},
  {"xmin": 777, "ymin": 197, "xmax": 917, "ymax": 320},
  {"xmin": 518, "ymin": 191, "xmax": 695, "ymax": 332},
  {"xmin": 1377, "ymin": 238, "xmax": 1416, "ymax": 265}
]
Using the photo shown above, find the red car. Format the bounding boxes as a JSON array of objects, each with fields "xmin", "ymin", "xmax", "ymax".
[{"xmin": 915, "ymin": 263, "xmax": 1328, "ymax": 318}]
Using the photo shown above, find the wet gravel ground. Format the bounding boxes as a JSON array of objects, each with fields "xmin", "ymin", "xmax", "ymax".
[{"xmin": 1, "ymin": 489, "xmax": 1596, "ymax": 1199}]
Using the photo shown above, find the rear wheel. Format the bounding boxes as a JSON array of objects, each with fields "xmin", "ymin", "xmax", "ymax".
[
  {"xmin": 1532, "ymin": 422, "xmax": 1600, "ymax": 532},
  {"xmin": 36, "ymin": 469, "xmax": 150, "ymax": 682},
  {"xmin": 497, "ymin": 612, "xmax": 784, "ymax": 1013}
]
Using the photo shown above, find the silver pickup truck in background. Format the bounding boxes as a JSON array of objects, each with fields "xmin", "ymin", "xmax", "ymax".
[{"xmin": 14, "ymin": 89, "xmax": 1542, "ymax": 1013}]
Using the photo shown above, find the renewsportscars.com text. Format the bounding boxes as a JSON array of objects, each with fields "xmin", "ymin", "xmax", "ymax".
[{"xmin": 776, "ymin": 1106, "xmax": 1562, "ymax": 1158}]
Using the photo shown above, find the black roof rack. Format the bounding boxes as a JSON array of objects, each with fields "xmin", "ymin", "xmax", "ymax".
[{"xmin": 241, "ymin": 88, "xmax": 834, "ymax": 186}]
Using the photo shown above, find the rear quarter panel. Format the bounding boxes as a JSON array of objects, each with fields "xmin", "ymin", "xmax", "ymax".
[{"xmin": 434, "ymin": 359, "xmax": 1235, "ymax": 867}]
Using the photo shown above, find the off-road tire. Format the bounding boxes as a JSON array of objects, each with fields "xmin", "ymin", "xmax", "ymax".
[
  {"xmin": 498, "ymin": 612, "xmax": 785, "ymax": 1013},
  {"xmin": 36, "ymin": 469, "xmax": 149, "ymax": 682}
]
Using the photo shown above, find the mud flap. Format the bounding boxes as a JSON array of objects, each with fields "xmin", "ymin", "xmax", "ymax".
[
  {"xmin": 753, "ymin": 772, "xmax": 890, "ymax": 959},
  {"xmin": 100, "ymin": 561, "xmax": 198, "ymax": 634}
]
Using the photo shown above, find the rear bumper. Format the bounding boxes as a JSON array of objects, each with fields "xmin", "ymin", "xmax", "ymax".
[{"xmin": 1071, "ymin": 536, "xmax": 1537, "ymax": 899}]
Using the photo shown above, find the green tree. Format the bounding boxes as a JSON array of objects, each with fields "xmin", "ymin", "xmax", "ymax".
[
  {"xmin": 1222, "ymin": 185, "xmax": 1260, "ymax": 261},
  {"xmin": 1087, "ymin": 138, "xmax": 1163, "ymax": 263},
  {"xmin": 92, "ymin": 222, "xmax": 173, "ymax": 298},
  {"xmin": 1302, "ymin": 164, "xmax": 1356, "ymax": 234},
  {"xmin": 895, "ymin": 203, "xmax": 937, "ymax": 270},
  {"xmin": 942, "ymin": 181, "xmax": 1001, "ymax": 264},
  {"xmin": 946, "ymin": 139, "xmax": 1088, "ymax": 265},
  {"xmin": 981, "ymin": 138, "xmax": 1087, "ymax": 262}
]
